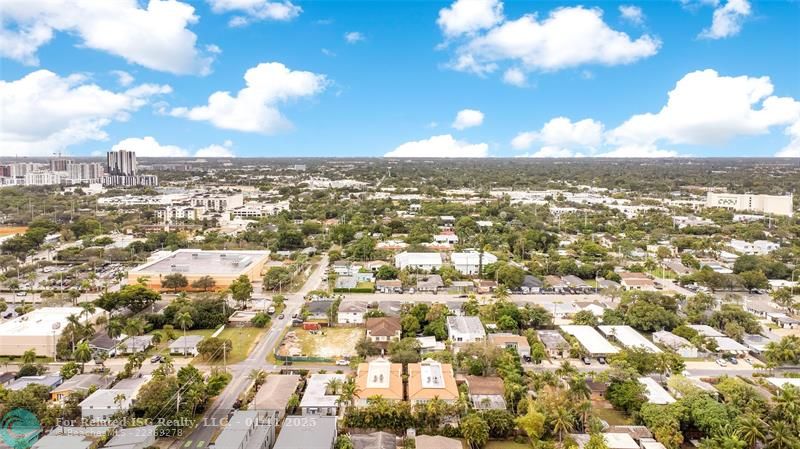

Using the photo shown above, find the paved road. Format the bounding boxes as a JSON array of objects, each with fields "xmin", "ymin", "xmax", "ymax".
[{"xmin": 178, "ymin": 255, "xmax": 328, "ymax": 449}]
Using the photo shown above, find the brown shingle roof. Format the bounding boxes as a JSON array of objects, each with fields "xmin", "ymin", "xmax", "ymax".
[
  {"xmin": 366, "ymin": 317, "xmax": 402, "ymax": 337},
  {"xmin": 464, "ymin": 376, "xmax": 505, "ymax": 395}
]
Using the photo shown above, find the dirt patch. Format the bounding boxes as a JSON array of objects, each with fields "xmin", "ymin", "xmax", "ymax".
[
  {"xmin": 277, "ymin": 328, "xmax": 363, "ymax": 358},
  {"xmin": 0, "ymin": 227, "xmax": 27, "ymax": 236}
]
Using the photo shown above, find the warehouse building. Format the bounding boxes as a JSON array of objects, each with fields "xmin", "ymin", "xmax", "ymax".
[
  {"xmin": 706, "ymin": 192, "xmax": 793, "ymax": 217},
  {"xmin": 128, "ymin": 249, "xmax": 270, "ymax": 291},
  {"xmin": 0, "ymin": 307, "xmax": 106, "ymax": 357}
]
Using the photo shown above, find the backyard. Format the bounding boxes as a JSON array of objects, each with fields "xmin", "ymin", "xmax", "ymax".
[{"xmin": 277, "ymin": 327, "xmax": 362, "ymax": 358}]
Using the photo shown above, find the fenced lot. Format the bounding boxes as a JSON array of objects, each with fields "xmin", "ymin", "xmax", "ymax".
[{"xmin": 277, "ymin": 327, "xmax": 363, "ymax": 358}]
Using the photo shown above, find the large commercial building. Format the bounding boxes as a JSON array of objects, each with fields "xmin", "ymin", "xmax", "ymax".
[
  {"xmin": 107, "ymin": 149, "xmax": 137, "ymax": 175},
  {"xmin": 0, "ymin": 307, "xmax": 106, "ymax": 357},
  {"xmin": 128, "ymin": 249, "xmax": 270, "ymax": 291},
  {"xmin": 706, "ymin": 192, "xmax": 794, "ymax": 217}
]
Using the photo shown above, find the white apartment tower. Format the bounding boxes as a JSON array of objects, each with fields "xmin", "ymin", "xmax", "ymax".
[{"xmin": 107, "ymin": 150, "xmax": 137, "ymax": 176}]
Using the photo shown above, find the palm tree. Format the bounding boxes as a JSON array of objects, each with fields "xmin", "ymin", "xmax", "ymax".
[
  {"xmin": 175, "ymin": 311, "xmax": 193, "ymax": 355},
  {"xmin": 555, "ymin": 360, "xmax": 578, "ymax": 380},
  {"xmin": 66, "ymin": 314, "xmax": 82, "ymax": 352},
  {"xmin": 22, "ymin": 348, "xmax": 37, "ymax": 364},
  {"xmin": 567, "ymin": 374, "xmax": 591, "ymax": 401},
  {"xmin": 124, "ymin": 318, "xmax": 145, "ymax": 343},
  {"xmin": 73, "ymin": 341, "xmax": 92, "ymax": 373},
  {"xmin": 107, "ymin": 318, "xmax": 124, "ymax": 340},
  {"xmin": 325, "ymin": 378, "xmax": 343, "ymax": 395},
  {"xmin": 736, "ymin": 413, "xmax": 767, "ymax": 449},
  {"xmin": 339, "ymin": 378, "xmax": 359, "ymax": 409},
  {"xmin": 113, "ymin": 393, "xmax": 127, "ymax": 408},
  {"xmin": 80, "ymin": 302, "xmax": 96, "ymax": 326},
  {"xmin": 551, "ymin": 406, "xmax": 574, "ymax": 443}
]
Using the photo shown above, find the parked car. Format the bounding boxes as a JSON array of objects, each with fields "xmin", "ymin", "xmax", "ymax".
[
  {"xmin": 335, "ymin": 359, "xmax": 349, "ymax": 366},
  {"xmin": 727, "ymin": 357, "xmax": 738, "ymax": 365},
  {"xmin": 716, "ymin": 358, "xmax": 727, "ymax": 367},
  {"xmin": 597, "ymin": 357, "xmax": 607, "ymax": 365},
  {"xmin": 150, "ymin": 355, "xmax": 162, "ymax": 363},
  {"xmin": 278, "ymin": 313, "xmax": 285, "ymax": 319},
  {"xmin": 582, "ymin": 357, "xmax": 592, "ymax": 365}
]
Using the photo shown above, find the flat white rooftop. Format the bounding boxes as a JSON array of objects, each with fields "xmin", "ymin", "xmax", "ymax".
[
  {"xmin": 131, "ymin": 249, "xmax": 269, "ymax": 275},
  {"xmin": 0, "ymin": 307, "xmax": 104, "ymax": 337},
  {"xmin": 599, "ymin": 325, "xmax": 661, "ymax": 353},
  {"xmin": 560, "ymin": 325, "xmax": 619, "ymax": 355},
  {"xmin": 638, "ymin": 377, "xmax": 676, "ymax": 404},
  {"xmin": 687, "ymin": 324, "xmax": 724, "ymax": 337}
]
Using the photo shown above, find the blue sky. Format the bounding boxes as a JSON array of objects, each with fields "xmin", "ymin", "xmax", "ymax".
[{"xmin": 1, "ymin": 0, "xmax": 799, "ymax": 158}]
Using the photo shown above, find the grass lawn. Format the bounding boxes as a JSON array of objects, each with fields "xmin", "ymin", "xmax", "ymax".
[
  {"xmin": 356, "ymin": 281, "xmax": 375, "ymax": 290},
  {"xmin": 593, "ymin": 401, "xmax": 633, "ymax": 425},
  {"xmin": 144, "ymin": 327, "xmax": 264, "ymax": 364},
  {"xmin": 485, "ymin": 441, "xmax": 530, "ymax": 449}
]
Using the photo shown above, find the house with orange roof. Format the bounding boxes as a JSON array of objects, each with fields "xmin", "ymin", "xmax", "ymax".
[
  {"xmin": 407, "ymin": 359, "xmax": 459, "ymax": 405},
  {"xmin": 354, "ymin": 358, "xmax": 404, "ymax": 406}
]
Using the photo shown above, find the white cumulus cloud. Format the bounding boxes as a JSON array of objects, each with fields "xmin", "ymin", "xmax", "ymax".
[
  {"xmin": 0, "ymin": 70, "xmax": 171, "ymax": 157},
  {"xmin": 619, "ymin": 5, "xmax": 645, "ymax": 25},
  {"xmin": 511, "ymin": 117, "xmax": 604, "ymax": 150},
  {"xmin": 699, "ymin": 0, "xmax": 751, "ymax": 39},
  {"xmin": 111, "ymin": 136, "xmax": 237, "ymax": 157},
  {"xmin": 608, "ymin": 69, "xmax": 800, "ymax": 148},
  {"xmin": 0, "ymin": 0, "xmax": 215, "ymax": 75},
  {"xmin": 344, "ymin": 31, "xmax": 365, "ymax": 44},
  {"xmin": 518, "ymin": 146, "xmax": 584, "ymax": 158},
  {"xmin": 207, "ymin": 0, "xmax": 301, "ymax": 27},
  {"xmin": 775, "ymin": 121, "xmax": 800, "ymax": 157},
  {"xmin": 502, "ymin": 68, "xmax": 527, "ymax": 87},
  {"xmin": 385, "ymin": 134, "xmax": 488, "ymax": 158},
  {"xmin": 111, "ymin": 70, "xmax": 135, "ymax": 87},
  {"xmin": 437, "ymin": 0, "xmax": 504, "ymax": 37},
  {"xmin": 441, "ymin": 2, "xmax": 660, "ymax": 80},
  {"xmin": 452, "ymin": 109, "xmax": 485, "ymax": 130},
  {"xmin": 169, "ymin": 62, "xmax": 328, "ymax": 133}
]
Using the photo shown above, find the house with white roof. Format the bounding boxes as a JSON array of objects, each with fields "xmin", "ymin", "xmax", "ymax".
[
  {"xmin": 394, "ymin": 252, "xmax": 443, "ymax": 271},
  {"xmin": 638, "ymin": 377, "xmax": 676, "ymax": 405},
  {"xmin": 560, "ymin": 325, "xmax": 619, "ymax": 356},
  {"xmin": 599, "ymin": 325, "xmax": 661, "ymax": 353},
  {"xmin": 451, "ymin": 251, "xmax": 498, "ymax": 275},
  {"xmin": 653, "ymin": 331, "xmax": 698, "ymax": 358},
  {"xmin": 446, "ymin": 316, "xmax": 486, "ymax": 344},
  {"xmin": 300, "ymin": 373, "xmax": 348, "ymax": 416}
]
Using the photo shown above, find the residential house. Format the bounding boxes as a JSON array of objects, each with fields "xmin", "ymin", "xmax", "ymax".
[
  {"xmin": 169, "ymin": 335, "xmax": 204, "ymax": 356},
  {"xmin": 743, "ymin": 332, "xmax": 780, "ymax": 355},
  {"xmin": 537, "ymin": 330, "xmax": 570, "ymax": 359},
  {"xmin": 306, "ymin": 300, "xmax": 335, "ymax": 321},
  {"xmin": 272, "ymin": 416, "xmax": 337, "ymax": 449},
  {"xmin": 544, "ymin": 275, "xmax": 568, "ymax": 293},
  {"xmin": 518, "ymin": 275, "xmax": 543, "ymax": 294},
  {"xmin": 638, "ymin": 377, "xmax": 676, "ymax": 405},
  {"xmin": 562, "ymin": 275, "xmax": 591, "ymax": 292},
  {"xmin": 81, "ymin": 388, "xmax": 134, "ymax": 422},
  {"xmin": 416, "ymin": 336, "xmax": 446, "ymax": 354},
  {"xmin": 446, "ymin": 316, "xmax": 486, "ymax": 345},
  {"xmin": 394, "ymin": 252, "xmax": 443, "ymax": 271},
  {"xmin": 449, "ymin": 280, "xmax": 475, "ymax": 294},
  {"xmin": 488, "ymin": 333, "xmax": 531, "ymax": 361},
  {"xmin": 350, "ymin": 432, "xmax": 396, "ymax": 449},
  {"xmin": 451, "ymin": 252, "xmax": 498, "ymax": 275},
  {"xmin": 652, "ymin": 331, "xmax": 698, "ymax": 358},
  {"xmin": 416, "ymin": 275, "xmax": 444, "ymax": 292},
  {"xmin": 619, "ymin": 272, "xmax": 657, "ymax": 291},
  {"xmin": 211, "ymin": 410, "xmax": 276, "ymax": 449},
  {"xmin": 354, "ymin": 358, "xmax": 404, "ymax": 406},
  {"xmin": 729, "ymin": 239, "xmax": 779, "ymax": 255},
  {"xmin": 433, "ymin": 233, "xmax": 459, "ymax": 245},
  {"xmin": 331, "ymin": 260, "xmax": 353, "ymax": 276},
  {"xmin": 120, "ymin": 335, "xmax": 155, "ymax": 354},
  {"xmin": 464, "ymin": 376, "xmax": 506, "ymax": 410},
  {"xmin": 376, "ymin": 279, "xmax": 402, "ymax": 294},
  {"xmin": 252, "ymin": 374, "xmax": 301, "ymax": 420},
  {"xmin": 104, "ymin": 426, "xmax": 157, "ymax": 449},
  {"xmin": 337, "ymin": 301, "xmax": 367, "ymax": 324},
  {"xmin": 365, "ymin": 317, "xmax": 402, "ymax": 346},
  {"xmin": 475, "ymin": 279, "xmax": 497, "ymax": 294},
  {"xmin": 586, "ymin": 379, "xmax": 608, "ymax": 400},
  {"xmin": 50, "ymin": 374, "xmax": 109, "ymax": 402},
  {"xmin": 299, "ymin": 374, "xmax": 347, "ymax": 416},
  {"xmin": 407, "ymin": 359, "xmax": 459, "ymax": 405},
  {"xmin": 7, "ymin": 375, "xmax": 62, "ymax": 391},
  {"xmin": 415, "ymin": 436, "xmax": 462, "ymax": 449}
]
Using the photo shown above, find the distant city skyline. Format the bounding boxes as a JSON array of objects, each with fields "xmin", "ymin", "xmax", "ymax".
[{"xmin": 1, "ymin": 0, "xmax": 799, "ymax": 158}]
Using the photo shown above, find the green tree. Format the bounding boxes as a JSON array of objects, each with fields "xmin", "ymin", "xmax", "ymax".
[
  {"xmin": 73, "ymin": 341, "xmax": 92, "ymax": 373},
  {"xmin": 263, "ymin": 267, "xmax": 292, "ymax": 291},
  {"xmin": 161, "ymin": 273, "xmax": 189, "ymax": 292},
  {"xmin": 22, "ymin": 349, "xmax": 37, "ymax": 364},
  {"xmin": 461, "ymin": 413, "xmax": 490, "ymax": 449},
  {"xmin": 738, "ymin": 270, "xmax": 769, "ymax": 291},
  {"xmin": 191, "ymin": 275, "xmax": 216, "ymax": 291},
  {"xmin": 229, "ymin": 275, "xmax": 253, "ymax": 307},
  {"xmin": 516, "ymin": 401, "xmax": 546, "ymax": 444},
  {"xmin": 60, "ymin": 361, "xmax": 79, "ymax": 379}
]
